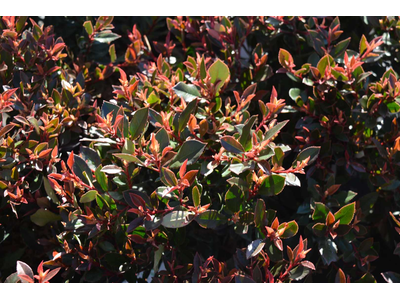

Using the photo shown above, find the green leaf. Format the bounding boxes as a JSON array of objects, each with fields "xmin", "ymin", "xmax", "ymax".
[
  {"xmin": 94, "ymin": 31, "xmax": 121, "ymax": 43},
  {"xmin": 43, "ymin": 178, "xmax": 59, "ymax": 204},
  {"xmin": 172, "ymin": 82, "xmax": 202, "ymax": 102},
  {"xmin": 331, "ymin": 37, "xmax": 351, "ymax": 58},
  {"xmin": 95, "ymin": 166, "xmax": 108, "ymax": 192},
  {"xmin": 161, "ymin": 210, "xmax": 194, "ymax": 228},
  {"xmin": 263, "ymin": 120, "xmax": 289, "ymax": 142},
  {"xmin": 178, "ymin": 99, "xmax": 197, "ymax": 133},
  {"xmin": 80, "ymin": 146, "xmax": 101, "ymax": 171},
  {"xmin": 30, "ymin": 208, "xmax": 61, "ymax": 227},
  {"xmin": 289, "ymin": 88, "xmax": 301, "ymax": 101},
  {"xmin": 161, "ymin": 167, "xmax": 178, "ymax": 187},
  {"xmin": 317, "ymin": 54, "xmax": 335, "ymax": 78},
  {"xmin": 16, "ymin": 16, "xmax": 28, "ymax": 33},
  {"xmin": 147, "ymin": 92, "xmax": 161, "ymax": 105},
  {"xmin": 208, "ymin": 59, "xmax": 230, "ymax": 91},
  {"xmin": 359, "ymin": 35, "xmax": 368, "ymax": 55},
  {"xmin": 257, "ymin": 146, "xmax": 275, "ymax": 161},
  {"xmin": 312, "ymin": 202, "xmax": 330, "ymax": 222},
  {"xmin": 155, "ymin": 128, "xmax": 170, "ymax": 149},
  {"xmin": 246, "ymin": 239, "xmax": 265, "ymax": 259},
  {"xmin": 113, "ymin": 153, "xmax": 141, "ymax": 163},
  {"xmin": 259, "ymin": 175, "xmax": 285, "ymax": 196},
  {"xmin": 109, "ymin": 44, "xmax": 116, "ymax": 62},
  {"xmin": 130, "ymin": 107, "xmax": 149, "ymax": 139},
  {"xmin": 280, "ymin": 221, "xmax": 299, "ymax": 239},
  {"xmin": 195, "ymin": 210, "xmax": 227, "ymax": 229},
  {"xmin": 229, "ymin": 162, "xmax": 254, "ymax": 175},
  {"xmin": 318, "ymin": 239, "xmax": 338, "ymax": 265},
  {"xmin": 254, "ymin": 199, "xmax": 266, "ymax": 228},
  {"xmin": 278, "ymin": 48, "xmax": 293, "ymax": 68},
  {"xmin": 225, "ymin": 185, "xmax": 244, "ymax": 213},
  {"xmin": 83, "ymin": 21, "xmax": 93, "ymax": 36},
  {"xmin": 192, "ymin": 186, "xmax": 201, "ymax": 207},
  {"xmin": 101, "ymin": 101, "xmax": 119, "ymax": 120},
  {"xmin": 73, "ymin": 155, "xmax": 93, "ymax": 185},
  {"xmin": 80, "ymin": 190, "xmax": 98, "ymax": 203},
  {"xmin": 334, "ymin": 202, "xmax": 355, "ymax": 225},
  {"xmin": 169, "ymin": 140, "xmax": 206, "ymax": 168},
  {"xmin": 239, "ymin": 115, "xmax": 257, "ymax": 151},
  {"xmin": 293, "ymin": 146, "xmax": 320, "ymax": 167},
  {"xmin": 220, "ymin": 136, "xmax": 245, "ymax": 154}
]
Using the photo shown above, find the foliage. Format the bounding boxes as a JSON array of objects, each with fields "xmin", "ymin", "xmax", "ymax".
[{"xmin": 1, "ymin": 16, "xmax": 400, "ymax": 283}]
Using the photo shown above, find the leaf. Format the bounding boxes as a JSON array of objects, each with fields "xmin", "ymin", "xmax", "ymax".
[
  {"xmin": 0, "ymin": 123, "xmax": 15, "ymax": 138},
  {"xmin": 178, "ymin": 99, "xmax": 197, "ymax": 133},
  {"xmin": 109, "ymin": 44, "xmax": 116, "ymax": 62},
  {"xmin": 94, "ymin": 31, "xmax": 121, "ymax": 43},
  {"xmin": 220, "ymin": 136, "xmax": 245, "ymax": 154},
  {"xmin": 16, "ymin": 261, "xmax": 34, "ymax": 282},
  {"xmin": 289, "ymin": 265, "xmax": 310, "ymax": 281},
  {"xmin": 73, "ymin": 155, "xmax": 93, "ymax": 185},
  {"xmin": 317, "ymin": 54, "xmax": 335, "ymax": 78},
  {"xmin": 259, "ymin": 175, "xmax": 286, "ymax": 196},
  {"xmin": 278, "ymin": 49, "xmax": 293, "ymax": 68},
  {"xmin": 95, "ymin": 166, "xmax": 108, "ymax": 192},
  {"xmin": 334, "ymin": 202, "xmax": 355, "ymax": 225},
  {"xmin": 80, "ymin": 146, "xmax": 101, "ymax": 171},
  {"xmin": 208, "ymin": 59, "xmax": 230, "ymax": 91},
  {"xmin": 155, "ymin": 128, "xmax": 170, "ymax": 149},
  {"xmin": 113, "ymin": 153, "xmax": 139, "ymax": 163},
  {"xmin": 335, "ymin": 268, "xmax": 346, "ymax": 283},
  {"xmin": 195, "ymin": 210, "xmax": 227, "ymax": 229},
  {"xmin": 80, "ymin": 190, "xmax": 98, "ymax": 203},
  {"xmin": 30, "ymin": 208, "xmax": 61, "ymax": 227},
  {"xmin": 331, "ymin": 37, "xmax": 351, "ymax": 58},
  {"xmin": 161, "ymin": 167, "xmax": 178, "ymax": 187},
  {"xmin": 83, "ymin": 21, "xmax": 93, "ymax": 35},
  {"xmin": 225, "ymin": 185, "xmax": 244, "ymax": 213},
  {"xmin": 293, "ymin": 146, "xmax": 320, "ymax": 167},
  {"xmin": 169, "ymin": 140, "xmax": 206, "ymax": 168},
  {"xmin": 312, "ymin": 202, "xmax": 330, "ymax": 222},
  {"xmin": 101, "ymin": 165, "xmax": 123, "ymax": 174},
  {"xmin": 246, "ymin": 239, "xmax": 265, "ymax": 259},
  {"xmin": 16, "ymin": 16, "xmax": 28, "ymax": 33},
  {"xmin": 127, "ymin": 217, "xmax": 144, "ymax": 233},
  {"xmin": 289, "ymin": 88, "xmax": 302, "ymax": 101},
  {"xmin": 318, "ymin": 239, "xmax": 339, "ymax": 265},
  {"xmin": 161, "ymin": 210, "xmax": 194, "ymax": 228},
  {"xmin": 101, "ymin": 101, "xmax": 119, "ymax": 120},
  {"xmin": 130, "ymin": 107, "xmax": 149, "ymax": 139},
  {"xmin": 172, "ymin": 82, "xmax": 202, "ymax": 102},
  {"xmin": 43, "ymin": 178, "xmax": 59, "ymax": 204},
  {"xmin": 381, "ymin": 272, "xmax": 400, "ymax": 283},
  {"xmin": 254, "ymin": 199, "xmax": 266, "ymax": 228},
  {"xmin": 239, "ymin": 115, "xmax": 257, "ymax": 151},
  {"xmin": 263, "ymin": 120, "xmax": 289, "ymax": 142},
  {"xmin": 192, "ymin": 186, "xmax": 201, "ymax": 207},
  {"xmin": 229, "ymin": 162, "xmax": 254, "ymax": 175},
  {"xmin": 5, "ymin": 272, "xmax": 20, "ymax": 283},
  {"xmin": 280, "ymin": 221, "xmax": 299, "ymax": 239}
]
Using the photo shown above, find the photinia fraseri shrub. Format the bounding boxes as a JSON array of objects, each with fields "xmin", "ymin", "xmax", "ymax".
[{"xmin": 1, "ymin": 16, "xmax": 400, "ymax": 283}]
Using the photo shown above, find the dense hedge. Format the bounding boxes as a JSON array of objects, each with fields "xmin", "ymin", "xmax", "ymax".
[{"xmin": 1, "ymin": 16, "xmax": 400, "ymax": 283}]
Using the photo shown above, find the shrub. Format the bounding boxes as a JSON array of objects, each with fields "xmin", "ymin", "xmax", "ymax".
[{"xmin": 1, "ymin": 16, "xmax": 400, "ymax": 283}]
